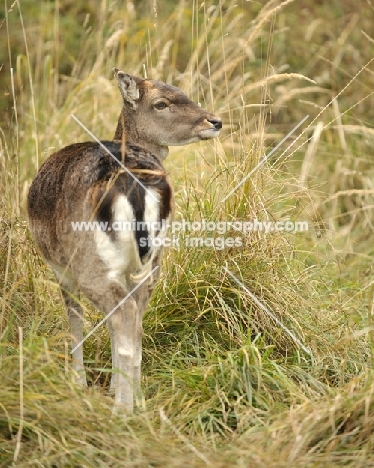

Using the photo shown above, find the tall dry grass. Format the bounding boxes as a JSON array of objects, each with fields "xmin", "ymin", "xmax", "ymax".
[{"xmin": 1, "ymin": 0, "xmax": 374, "ymax": 466}]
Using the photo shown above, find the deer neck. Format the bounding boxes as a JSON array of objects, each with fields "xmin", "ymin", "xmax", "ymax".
[{"xmin": 113, "ymin": 110, "xmax": 169, "ymax": 161}]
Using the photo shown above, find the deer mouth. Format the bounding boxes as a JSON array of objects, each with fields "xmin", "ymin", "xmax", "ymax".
[{"xmin": 198, "ymin": 127, "xmax": 221, "ymax": 140}]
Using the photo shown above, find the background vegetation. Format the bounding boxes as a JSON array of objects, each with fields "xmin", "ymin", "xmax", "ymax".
[{"xmin": 1, "ymin": 0, "xmax": 374, "ymax": 466}]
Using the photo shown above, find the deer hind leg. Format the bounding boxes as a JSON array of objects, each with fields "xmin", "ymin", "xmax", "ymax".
[
  {"xmin": 108, "ymin": 291, "xmax": 139, "ymax": 397},
  {"xmin": 80, "ymin": 277, "xmax": 139, "ymax": 413},
  {"xmin": 131, "ymin": 273, "xmax": 157, "ymax": 400},
  {"xmin": 108, "ymin": 320, "xmax": 118, "ymax": 394}
]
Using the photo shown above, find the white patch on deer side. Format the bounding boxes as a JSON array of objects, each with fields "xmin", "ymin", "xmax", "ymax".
[{"xmin": 95, "ymin": 195, "xmax": 140, "ymax": 282}]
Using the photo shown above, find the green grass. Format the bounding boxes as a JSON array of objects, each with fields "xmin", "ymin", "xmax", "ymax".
[{"xmin": 1, "ymin": 0, "xmax": 374, "ymax": 466}]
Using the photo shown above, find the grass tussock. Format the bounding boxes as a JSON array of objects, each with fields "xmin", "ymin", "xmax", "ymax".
[{"xmin": 1, "ymin": 0, "xmax": 374, "ymax": 466}]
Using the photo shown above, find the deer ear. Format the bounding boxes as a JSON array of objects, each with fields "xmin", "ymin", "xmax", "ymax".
[{"xmin": 113, "ymin": 68, "xmax": 140, "ymax": 109}]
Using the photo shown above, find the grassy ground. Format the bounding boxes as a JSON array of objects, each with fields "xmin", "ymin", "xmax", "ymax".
[{"xmin": 1, "ymin": 0, "xmax": 374, "ymax": 466}]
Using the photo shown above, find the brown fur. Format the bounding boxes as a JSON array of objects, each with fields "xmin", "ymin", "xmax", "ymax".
[{"xmin": 27, "ymin": 69, "xmax": 221, "ymax": 412}]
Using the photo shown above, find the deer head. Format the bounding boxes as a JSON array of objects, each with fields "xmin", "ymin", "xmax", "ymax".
[{"xmin": 113, "ymin": 68, "xmax": 222, "ymax": 160}]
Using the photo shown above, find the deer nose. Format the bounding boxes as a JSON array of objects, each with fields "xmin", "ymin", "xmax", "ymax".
[{"xmin": 207, "ymin": 118, "xmax": 222, "ymax": 130}]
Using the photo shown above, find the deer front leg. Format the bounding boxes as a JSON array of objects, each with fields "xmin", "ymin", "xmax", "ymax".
[{"xmin": 61, "ymin": 288, "xmax": 88, "ymax": 387}]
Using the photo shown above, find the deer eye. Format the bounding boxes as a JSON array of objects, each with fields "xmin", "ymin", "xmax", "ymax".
[{"xmin": 154, "ymin": 102, "xmax": 168, "ymax": 110}]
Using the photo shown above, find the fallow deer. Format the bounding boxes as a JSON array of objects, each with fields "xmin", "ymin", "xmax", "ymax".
[{"xmin": 27, "ymin": 68, "xmax": 222, "ymax": 412}]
